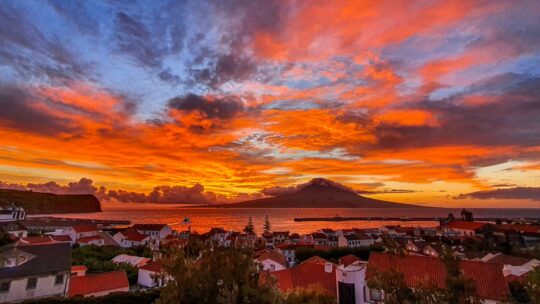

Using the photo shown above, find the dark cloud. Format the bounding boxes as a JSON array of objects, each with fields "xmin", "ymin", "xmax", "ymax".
[
  {"xmin": 372, "ymin": 73, "xmax": 540, "ymax": 152},
  {"xmin": 114, "ymin": 12, "xmax": 163, "ymax": 68},
  {"xmin": 357, "ymin": 189, "xmax": 417, "ymax": 195},
  {"xmin": 0, "ymin": 86, "xmax": 76, "ymax": 135},
  {"xmin": 168, "ymin": 94, "xmax": 244, "ymax": 120},
  {"xmin": 455, "ymin": 187, "xmax": 540, "ymax": 201},
  {"xmin": 0, "ymin": 178, "xmax": 256, "ymax": 205},
  {"xmin": 0, "ymin": 3, "xmax": 92, "ymax": 84}
]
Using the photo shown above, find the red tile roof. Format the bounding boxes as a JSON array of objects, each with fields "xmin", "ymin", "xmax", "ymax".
[
  {"xmin": 486, "ymin": 254, "xmax": 533, "ymax": 266},
  {"xmin": 51, "ymin": 235, "xmax": 73, "ymax": 243},
  {"xmin": 72, "ymin": 225, "xmax": 98, "ymax": 233},
  {"xmin": 339, "ymin": 254, "xmax": 361, "ymax": 267},
  {"xmin": 140, "ymin": 261, "xmax": 163, "ymax": 273},
  {"xmin": 123, "ymin": 230, "xmax": 148, "ymax": 242},
  {"xmin": 19, "ymin": 236, "xmax": 57, "ymax": 245},
  {"xmin": 257, "ymin": 251, "xmax": 287, "ymax": 266},
  {"xmin": 76, "ymin": 235, "xmax": 104, "ymax": 244},
  {"xmin": 68, "ymin": 270, "xmax": 129, "ymax": 297},
  {"xmin": 270, "ymin": 256, "xmax": 337, "ymax": 296},
  {"xmin": 445, "ymin": 220, "xmax": 487, "ymax": 231},
  {"xmin": 367, "ymin": 252, "xmax": 510, "ymax": 301}
]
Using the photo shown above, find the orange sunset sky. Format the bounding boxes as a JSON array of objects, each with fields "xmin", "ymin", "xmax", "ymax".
[{"xmin": 0, "ymin": 1, "xmax": 539, "ymax": 207}]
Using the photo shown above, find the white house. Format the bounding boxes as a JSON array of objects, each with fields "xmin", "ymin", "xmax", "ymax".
[
  {"xmin": 112, "ymin": 254, "xmax": 150, "ymax": 268},
  {"xmin": 257, "ymin": 251, "xmax": 287, "ymax": 272},
  {"xmin": 0, "ymin": 222, "xmax": 28, "ymax": 238},
  {"xmin": 113, "ymin": 230, "xmax": 151, "ymax": 248},
  {"xmin": 132, "ymin": 224, "xmax": 172, "ymax": 240},
  {"xmin": 0, "ymin": 242, "xmax": 71, "ymax": 303},
  {"xmin": 442, "ymin": 220, "xmax": 488, "ymax": 237},
  {"xmin": 338, "ymin": 233, "xmax": 374, "ymax": 248},
  {"xmin": 336, "ymin": 260, "xmax": 368, "ymax": 304},
  {"xmin": 56, "ymin": 225, "xmax": 99, "ymax": 244},
  {"xmin": 0, "ymin": 206, "xmax": 26, "ymax": 222},
  {"xmin": 138, "ymin": 261, "xmax": 168, "ymax": 288}
]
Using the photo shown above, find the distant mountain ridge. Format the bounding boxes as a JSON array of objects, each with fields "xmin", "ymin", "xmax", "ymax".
[
  {"xmin": 0, "ymin": 189, "xmax": 102, "ymax": 214},
  {"xmin": 219, "ymin": 178, "xmax": 423, "ymax": 208}
]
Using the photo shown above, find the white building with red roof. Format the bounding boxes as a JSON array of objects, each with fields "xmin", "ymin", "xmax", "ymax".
[
  {"xmin": 55, "ymin": 225, "xmax": 100, "ymax": 245},
  {"xmin": 365, "ymin": 252, "xmax": 510, "ymax": 303},
  {"xmin": 113, "ymin": 230, "xmax": 151, "ymax": 248},
  {"xmin": 137, "ymin": 261, "xmax": 168, "ymax": 288},
  {"xmin": 257, "ymin": 251, "xmax": 287, "ymax": 272},
  {"xmin": 132, "ymin": 223, "xmax": 172, "ymax": 240},
  {"xmin": 442, "ymin": 220, "xmax": 488, "ymax": 237}
]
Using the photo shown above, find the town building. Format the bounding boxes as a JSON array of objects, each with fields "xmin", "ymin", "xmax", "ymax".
[
  {"xmin": 138, "ymin": 261, "xmax": 167, "ymax": 288},
  {"xmin": 267, "ymin": 256, "xmax": 337, "ymax": 297},
  {"xmin": 0, "ymin": 206, "xmax": 26, "ymax": 222},
  {"xmin": 0, "ymin": 242, "xmax": 71, "ymax": 302},
  {"xmin": 338, "ymin": 233, "xmax": 374, "ymax": 248},
  {"xmin": 365, "ymin": 252, "xmax": 510, "ymax": 303},
  {"xmin": 442, "ymin": 220, "xmax": 488, "ymax": 237},
  {"xmin": 256, "ymin": 251, "xmax": 287, "ymax": 272},
  {"xmin": 132, "ymin": 224, "xmax": 172, "ymax": 240},
  {"xmin": 112, "ymin": 254, "xmax": 150, "ymax": 268},
  {"xmin": 0, "ymin": 221, "xmax": 28, "ymax": 238},
  {"xmin": 336, "ymin": 259, "xmax": 368, "ymax": 304}
]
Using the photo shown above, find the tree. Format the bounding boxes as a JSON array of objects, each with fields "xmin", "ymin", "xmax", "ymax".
[
  {"xmin": 157, "ymin": 246, "xmax": 281, "ymax": 304},
  {"xmin": 366, "ymin": 268, "xmax": 415, "ymax": 304},
  {"xmin": 526, "ymin": 265, "xmax": 540, "ymax": 302},
  {"xmin": 440, "ymin": 249, "xmax": 481, "ymax": 304},
  {"xmin": 285, "ymin": 286, "xmax": 336, "ymax": 304},
  {"xmin": 263, "ymin": 215, "xmax": 271, "ymax": 235},
  {"xmin": 244, "ymin": 216, "xmax": 255, "ymax": 235}
]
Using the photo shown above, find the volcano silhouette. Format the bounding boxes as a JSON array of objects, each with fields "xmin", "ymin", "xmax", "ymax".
[{"xmin": 220, "ymin": 178, "xmax": 422, "ymax": 208}]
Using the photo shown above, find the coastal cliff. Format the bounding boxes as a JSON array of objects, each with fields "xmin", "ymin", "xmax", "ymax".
[{"xmin": 0, "ymin": 189, "xmax": 102, "ymax": 214}]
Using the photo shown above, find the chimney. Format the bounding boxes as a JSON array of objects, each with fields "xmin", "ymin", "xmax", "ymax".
[{"xmin": 324, "ymin": 262, "xmax": 333, "ymax": 273}]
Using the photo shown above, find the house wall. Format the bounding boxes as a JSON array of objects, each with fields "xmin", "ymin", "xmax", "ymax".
[
  {"xmin": 336, "ymin": 265, "xmax": 366, "ymax": 304},
  {"xmin": 260, "ymin": 259, "xmax": 286, "ymax": 272},
  {"xmin": 0, "ymin": 273, "xmax": 68, "ymax": 303}
]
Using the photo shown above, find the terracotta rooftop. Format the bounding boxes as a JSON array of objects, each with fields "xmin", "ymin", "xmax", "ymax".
[
  {"xmin": 140, "ymin": 261, "xmax": 163, "ymax": 273},
  {"xmin": 257, "ymin": 251, "xmax": 287, "ymax": 266},
  {"xmin": 76, "ymin": 235, "xmax": 104, "ymax": 244},
  {"xmin": 122, "ymin": 230, "xmax": 148, "ymax": 242},
  {"xmin": 339, "ymin": 254, "xmax": 361, "ymax": 267},
  {"xmin": 367, "ymin": 252, "xmax": 510, "ymax": 301},
  {"xmin": 72, "ymin": 225, "xmax": 98, "ymax": 233},
  {"xmin": 269, "ymin": 256, "xmax": 337, "ymax": 296},
  {"xmin": 69, "ymin": 270, "xmax": 129, "ymax": 297},
  {"xmin": 486, "ymin": 254, "xmax": 534, "ymax": 266},
  {"xmin": 445, "ymin": 220, "xmax": 487, "ymax": 231}
]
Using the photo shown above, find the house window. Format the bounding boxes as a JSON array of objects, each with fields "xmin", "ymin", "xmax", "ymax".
[
  {"xmin": 0, "ymin": 281, "xmax": 10, "ymax": 293},
  {"xmin": 26, "ymin": 278, "xmax": 38, "ymax": 290},
  {"xmin": 54, "ymin": 274, "xmax": 64, "ymax": 285}
]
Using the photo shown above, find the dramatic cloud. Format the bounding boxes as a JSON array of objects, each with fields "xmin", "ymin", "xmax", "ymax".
[
  {"xmin": 0, "ymin": 178, "xmax": 261, "ymax": 205},
  {"xmin": 168, "ymin": 94, "xmax": 244, "ymax": 120},
  {"xmin": 456, "ymin": 187, "xmax": 540, "ymax": 201},
  {"xmin": 0, "ymin": 1, "xmax": 539, "ymax": 206}
]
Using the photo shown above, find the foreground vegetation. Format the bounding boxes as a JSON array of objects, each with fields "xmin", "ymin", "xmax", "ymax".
[{"xmin": 71, "ymin": 245, "xmax": 152, "ymax": 285}]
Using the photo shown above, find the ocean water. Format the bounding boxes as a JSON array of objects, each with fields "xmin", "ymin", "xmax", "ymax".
[{"xmin": 37, "ymin": 204, "xmax": 540, "ymax": 235}]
